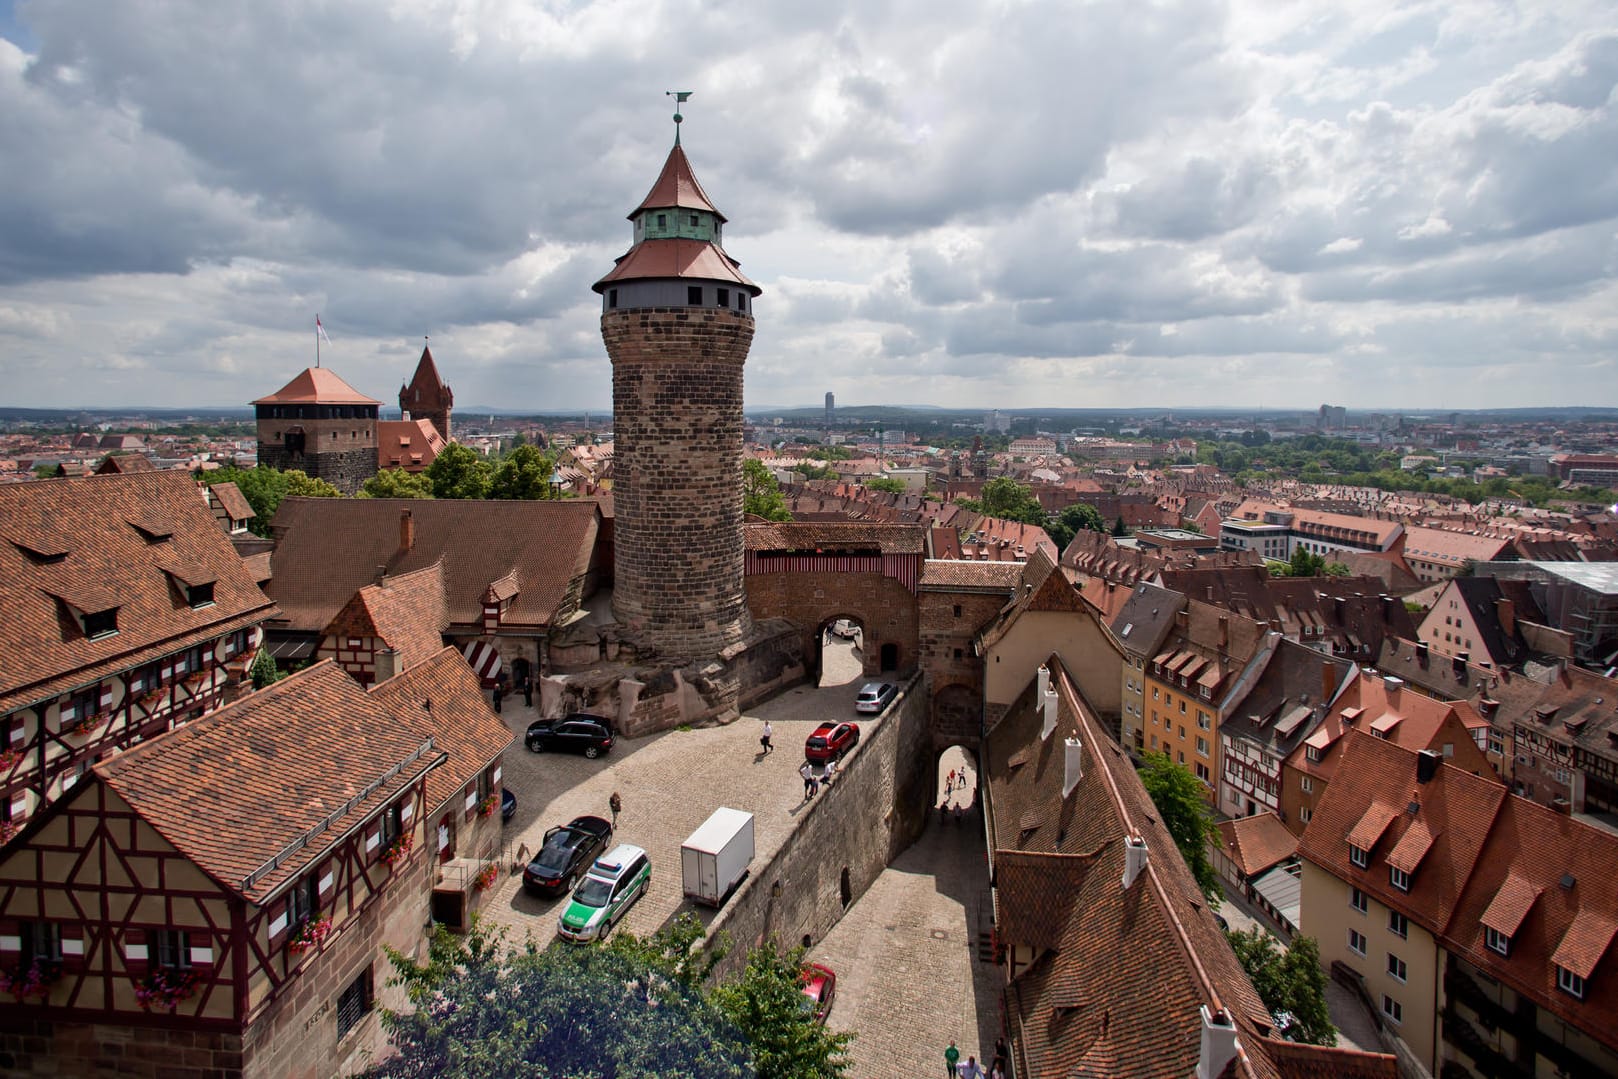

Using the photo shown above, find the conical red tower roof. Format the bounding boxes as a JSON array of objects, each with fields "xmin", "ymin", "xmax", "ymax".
[
  {"xmin": 401, "ymin": 345, "xmax": 451, "ymax": 405},
  {"xmin": 631, "ymin": 143, "xmax": 726, "ymax": 223}
]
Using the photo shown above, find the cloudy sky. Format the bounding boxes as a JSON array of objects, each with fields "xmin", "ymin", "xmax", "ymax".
[{"xmin": 1, "ymin": 1, "xmax": 1615, "ymax": 414}]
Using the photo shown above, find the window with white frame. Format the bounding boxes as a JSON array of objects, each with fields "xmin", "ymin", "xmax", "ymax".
[
  {"xmin": 1485, "ymin": 926, "xmax": 1510, "ymax": 956},
  {"xmin": 1557, "ymin": 966, "xmax": 1585, "ymax": 999},
  {"xmin": 1301, "ymin": 775, "xmax": 1312, "ymax": 793},
  {"xmin": 1348, "ymin": 929, "xmax": 1367, "ymax": 956},
  {"xmin": 1389, "ymin": 911, "xmax": 1408, "ymax": 939},
  {"xmin": 1387, "ymin": 953, "xmax": 1407, "ymax": 982},
  {"xmin": 1382, "ymin": 995, "xmax": 1402, "ymax": 1024},
  {"xmin": 1390, "ymin": 866, "xmax": 1411, "ymax": 892},
  {"xmin": 1349, "ymin": 843, "xmax": 1369, "ymax": 868},
  {"xmin": 1351, "ymin": 887, "xmax": 1368, "ymax": 914}
]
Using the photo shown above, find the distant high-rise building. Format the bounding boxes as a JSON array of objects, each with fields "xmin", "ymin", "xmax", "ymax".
[
  {"xmin": 1317, "ymin": 404, "xmax": 1348, "ymax": 430},
  {"xmin": 984, "ymin": 409, "xmax": 1010, "ymax": 434},
  {"xmin": 824, "ymin": 391, "xmax": 834, "ymax": 429}
]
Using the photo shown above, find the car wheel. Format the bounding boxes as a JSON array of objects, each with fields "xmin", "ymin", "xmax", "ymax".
[
  {"xmin": 528, "ymin": 739, "xmax": 546, "ymax": 753},
  {"xmin": 565, "ymin": 872, "xmax": 577, "ymax": 894},
  {"xmin": 584, "ymin": 745, "xmax": 601, "ymax": 759}
]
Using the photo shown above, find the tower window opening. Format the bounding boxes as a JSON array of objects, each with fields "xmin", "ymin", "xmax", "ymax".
[
  {"xmin": 689, "ymin": 213, "xmax": 699, "ymax": 226},
  {"xmin": 687, "ymin": 286, "xmax": 703, "ymax": 305},
  {"xmin": 737, "ymin": 294, "xmax": 746, "ymax": 312},
  {"xmin": 609, "ymin": 289, "xmax": 618, "ymax": 309},
  {"xmin": 717, "ymin": 288, "xmax": 730, "ymax": 307},
  {"xmin": 657, "ymin": 214, "xmax": 667, "ymax": 228}
]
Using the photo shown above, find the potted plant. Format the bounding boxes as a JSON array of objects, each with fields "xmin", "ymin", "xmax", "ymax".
[
  {"xmin": 0, "ymin": 819, "xmax": 19, "ymax": 844},
  {"xmin": 64, "ymin": 714, "xmax": 98, "ymax": 737},
  {"xmin": 475, "ymin": 793, "xmax": 497, "ymax": 818},
  {"xmin": 380, "ymin": 831, "xmax": 414, "ymax": 869},
  {"xmin": 0, "ymin": 747, "xmax": 22, "ymax": 771},
  {"xmin": 134, "ymin": 967, "xmax": 199, "ymax": 1011},
  {"xmin": 1, "ymin": 958, "xmax": 61, "ymax": 1001},
  {"xmin": 473, "ymin": 862, "xmax": 498, "ymax": 893},
  {"xmin": 287, "ymin": 916, "xmax": 332, "ymax": 956}
]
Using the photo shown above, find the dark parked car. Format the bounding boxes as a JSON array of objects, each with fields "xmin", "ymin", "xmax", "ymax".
[
  {"xmin": 523, "ymin": 815, "xmax": 615, "ymax": 897},
  {"xmin": 804, "ymin": 721, "xmax": 860, "ymax": 764},
  {"xmin": 500, "ymin": 786, "xmax": 517, "ymax": 823},
  {"xmin": 526, "ymin": 714, "xmax": 615, "ymax": 758}
]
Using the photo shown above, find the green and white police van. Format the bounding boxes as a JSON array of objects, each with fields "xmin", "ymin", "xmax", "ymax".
[{"xmin": 557, "ymin": 843, "xmax": 651, "ymax": 943}]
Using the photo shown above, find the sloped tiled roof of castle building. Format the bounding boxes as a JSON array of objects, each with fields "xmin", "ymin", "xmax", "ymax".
[
  {"xmin": 322, "ymin": 563, "xmax": 448, "ymax": 673},
  {"xmin": 743, "ymin": 521, "xmax": 925, "ymax": 554},
  {"xmin": 370, "ymin": 646, "xmax": 513, "ymax": 814},
  {"xmin": 251, "ymin": 366, "xmax": 381, "ymax": 406},
  {"xmin": 632, "ymin": 142, "xmax": 723, "ymax": 219},
  {"xmin": 267, "ymin": 497, "xmax": 601, "ymax": 633},
  {"xmin": 0, "ymin": 471, "xmax": 277, "ymax": 714},
  {"xmin": 1216, "ymin": 812, "xmax": 1299, "ymax": 879},
  {"xmin": 986, "ymin": 659, "xmax": 1396, "ymax": 1078},
  {"xmin": 93, "ymin": 660, "xmax": 442, "ymax": 902},
  {"xmin": 594, "ymin": 238, "xmax": 760, "ymax": 291},
  {"xmin": 377, "ymin": 418, "xmax": 446, "ymax": 472}
]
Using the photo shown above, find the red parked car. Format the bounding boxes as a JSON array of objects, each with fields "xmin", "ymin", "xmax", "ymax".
[
  {"xmin": 800, "ymin": 962, "xmax": 836, "ymax": 1023},
  {"xmin": 804, "ymin": 721, "xmax": 859, "ymax": 764}
]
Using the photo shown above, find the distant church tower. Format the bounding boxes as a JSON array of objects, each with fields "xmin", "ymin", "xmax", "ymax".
[
  {"xmin": 400, "ymin": 342, "xmax": 453, "ymax": 441},
  {"xmin": 593, "ymin": 120, "xmax": 762, "ymax": 657},
  {"xmin": 252, "ymin": 368, "xmax": 380, "ymax": 495}
]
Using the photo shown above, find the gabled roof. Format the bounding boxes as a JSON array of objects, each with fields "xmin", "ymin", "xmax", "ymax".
[
  {"xmin": 251, "ymin": 366, "xmax": 381, "ymax": 406},
  {"xmin": 376, "ymin": 418, "xmax": 446, "ymax": 472},
  {"xmin": 1216, "ymin": 812, "xmax": 1299, "ymax": 879},
  {"xmin": 631, "ymin": 142, "xmax": 724, "ymax": 220},
  {"xmin": 0, "ymin": 471, "xmax": 278, "ymax": 714},
  {"xmin": 743, "ymin": 521, "xmax": 925, "ymax": 554},
  {"xmin": 267, "ymin": 498, "xmax": 601, "ymax": 633},
  {"xmin": 93, "ymin": 661, "xmax": 444, "ymax": 903},
  {"xmin": 369, "ymin": 646, "xmax": 514, "ymax": 814},
  {"xmin": 1219, "ymin": 638, "xmax": 1351, "ymax": 754},
  {"xmin": 209, "ymin": 480, "xmax": 255, "ymax": 521},
  {"xmin": 322, "ymin": 563, "xmax": 448, "ymax": 673},
  {"xmin": 1109, "ymin": 583, "xmax": 1187, "ymax": 659}
]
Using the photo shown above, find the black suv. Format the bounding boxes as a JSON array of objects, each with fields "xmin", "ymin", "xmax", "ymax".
[
  {"xmin": 525, "ymin": 713, "xmax": 615, "ymax": 758},
  {"xmin": 522, "ymin": 815, "xmax": 614, "ymax": 896}
]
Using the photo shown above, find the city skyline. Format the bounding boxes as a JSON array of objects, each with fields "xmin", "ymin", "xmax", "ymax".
[{"xmin": 1, "ymin": 1, "xmax": 1615, "ymax": 412}]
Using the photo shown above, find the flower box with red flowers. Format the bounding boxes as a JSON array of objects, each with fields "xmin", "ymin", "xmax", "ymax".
[
  {"xmin": 0, "ymin": 820, "xmax": 19, "ymax": 844},
  {"xmin": 380, "ymin": 832, "xmax": 414, "ymax": 868},
  {"xmin": 473, "ymin": 862, "xmax": 499, "ymax": 892},
  {"xmin": 134, "ymin": 967, "xmax": 198, "ymax": 1011},
  {"xmin": 0, "ymin": 747, "xmax": 23, "ymax": 771},
  {"xmin": 287, "ymin": 917, "xmax": 332, "ymax": 956},
  {"xmin": 1, "ymin": 958, "xmax": 61, "ymax": 1002},
  {"xmin": 64, "ymin": 715, "xmax": 98, "ymax": 737},
  {"xmin": 475, "ymin": 794, "xmax": 497, "ymax": 819}
]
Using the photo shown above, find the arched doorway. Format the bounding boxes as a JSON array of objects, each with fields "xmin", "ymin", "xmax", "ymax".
[{"xmin": 818, "ymin": 617, "xmax": 865, "ymax": 688}]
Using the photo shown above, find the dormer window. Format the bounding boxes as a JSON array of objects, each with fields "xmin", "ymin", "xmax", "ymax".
[
  {"xmin": 1557, "ymin": 965, "xmax": 1585, "ymax": 999},
  {"xmin": 1485, "ymin": 927, "xmax": 1510, "ymax": 956},
  {"xmin": 1349, "ymin": 844, "xmax": 1369, "ymax": 868},
  {"xmin": 187, "ymin": 582, "xmax": 216, "ymax": 609},
  {"xmin": 1390, "ymin": 866, "xmax": 1411, "ymax": 892},
  {"xmin": 1306, "ymin": 745, "xmax": 1321, "ymax": 762},
  {"xmin": 82, "ymin": 608, "xmax": 119, "ymax": 639}
]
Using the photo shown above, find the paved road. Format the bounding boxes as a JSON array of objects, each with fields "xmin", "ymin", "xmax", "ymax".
[{"xmin": 482, "ymin": 637, "xmax": 877, "ymax": 947}]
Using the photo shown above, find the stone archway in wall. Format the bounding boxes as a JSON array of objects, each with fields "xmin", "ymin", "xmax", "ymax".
[
  {"xmin": 743, "ymin": 571, "xmax": 921, "ymax": 683},
  {"xmin": 932, "ymin": 683, "xmax": 980, "ymax": 752},
  {"xmin": 815, "ymin": 614, "xmax": 866, "ymax": 688}
]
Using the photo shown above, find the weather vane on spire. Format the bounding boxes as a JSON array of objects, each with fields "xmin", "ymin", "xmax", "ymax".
[{"xmin": 666, "ymin": 90, "xmax": 692, "ymax": 143}]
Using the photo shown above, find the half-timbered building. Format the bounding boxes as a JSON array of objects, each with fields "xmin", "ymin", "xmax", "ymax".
[
  {"xmin": 0, "ymin": 471, "xmax": 277, "ymax": 843},
  {"xmin": 0, "ymin": 650, "xmax": 510, "ymax": 1079},
  {"xmin": 318, "ymin": 562, "xmax": 448, "ymax": 686}
]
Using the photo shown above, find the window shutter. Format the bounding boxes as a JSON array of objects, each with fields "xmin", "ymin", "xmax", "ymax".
[
  {"xmin": 161, "ymin": 659, "xmax": 174, "ymax": 681},
  {"xmin": 97, "ymin": 683, "xmax": 113, "ymax": 714},
  {"xmin": 492, "ymin": 766, "xmax": 502, "ymax": 787},
  {"xmin": 60, "ymin": 699, "xmax": 77, "ymax": 725},
  {"xmin": 189, "ymin": 939, "xmax": 215, "ymax": 968},
  {"xmin": 464, "ymin": 784, "xmax": 477, "ymax": 820},
  {"xmin": 400, "ymin": 798, "xmax": 413, "ymax": 823},
  {"xmin": 366, "ymin": 822, "xmax": 382, "ymax": 863},
  {"xmin": 60, "ymin": 923, "xmax": 86, "ymax": 971},
  {"xmin": 0, "ymin": 919, "xmax": 20, "ymax": 955},
  {"xmin": 319, "ymin": 860, "xmax": 335, "ymax": 898},
  {"xmin": 7, "ymin": 715, "xmax": 22, "ymax": 746},
  {"xmin": 267, "ymin": 901, "xmax": 288, "ymax": 946},
  {"xmin": 123, "ymin": 928, "xmax": 148, "ymax": 974}
]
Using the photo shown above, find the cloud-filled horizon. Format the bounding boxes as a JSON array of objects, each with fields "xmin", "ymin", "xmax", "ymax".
[{"xmin": 1, "ymin": 0, "xmax": 1615, "ymax": 413}]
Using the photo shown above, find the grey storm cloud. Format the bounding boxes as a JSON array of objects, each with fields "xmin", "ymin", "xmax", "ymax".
[{"xmin": 0, "ymin": 0, "xmax": 1615, "ymax": 411}]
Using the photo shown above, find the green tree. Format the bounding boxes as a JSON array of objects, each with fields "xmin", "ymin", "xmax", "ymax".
[
  {"xmin": 710, "ymin": 940, "xmax": 853, "ymax": 1079},
  {"xmin": 1112, "ymin": 515, "xmax": 1128, "ymax": 536},
  {"xmin": 370, "ymin": 919, "xmax": 752, "ymax": 1079},
  {"xmin": 1226, "ymin": 929, "xmax": 1336, "ymax": 1046},
  {"xmin": 361, "ymin": 468, "xmax": 435, "ymax": 499},
  {"xmin": 284, "ymin": 469, "xmax": 344, "ymax": 499},
  {"xmin": 1286, "ymin": 547, "xmax": 1326, "ymax": 577},
  {"xmin": 744, "ymin": 458, "xmax": 792, "ymax": 522},
  {"xmin": 1046, "ymin": 502, "xmax": 1107, "ymax": 550},
  {"xmin": 426, "ymin": 443, "xmax": 493, "ymax": 500},
  {"xmin": 865, "ymin": 477, "xmax": 907, "ymax": 494},
  {"xmin": 249, "ymin": 648, "xmax": 283, "ymax": 690},
  {"xmin": 1138, "ymin": 751, "xmax": 1222, "ymax": 903},
  {"xmin": 32, "ymin": 464, "xmax": 55, "ymax": 479},
  {"xmin": 202, "ymin": 465, "xmax": 292, "ymax": 536},
  {"xmin": 956, "ymin": 477, "xmax": 1047, "ymax": 526},
  {"xmin": 489, "ymin": 445, "xmax": 558, "ymax": 500}
]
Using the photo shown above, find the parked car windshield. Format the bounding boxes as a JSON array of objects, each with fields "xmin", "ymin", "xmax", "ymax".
[
  {"xmin": 574, "ymin": 877, "xmax": 613, "ymax": 906},
  {"xmin": 536, "ymin": 835, "xmax": 577, "ymax": 873}
]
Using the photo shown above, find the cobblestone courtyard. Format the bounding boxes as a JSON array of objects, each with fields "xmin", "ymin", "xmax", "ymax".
[{"xmin": 480, "ymin": 640, "xmax": 998, "ymax": 1076}]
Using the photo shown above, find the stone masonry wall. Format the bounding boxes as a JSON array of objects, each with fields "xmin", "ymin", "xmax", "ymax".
[
  {"xmin": 917, "ymin": 587, "xmax": 1009, "ymax": 749},
  {"xmin": 603, "ymin": 307, "xmax": 754, "ymax": 659},
  {"xmin": 0, "ymin": 1018, "xmax": 245, "ymax": 1079},
  {"xmin": 744, "ymin": 571, "xmax": 920, "ymax": 678},
  {"xmin": 706, "ymin": 674, "xmax": 933, "ymax": 980},
  {"xmin": 258, "ymin": 444, "xmax": 377, "ymax": 496}
]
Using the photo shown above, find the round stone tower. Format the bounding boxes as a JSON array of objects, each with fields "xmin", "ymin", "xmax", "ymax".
[{"xmin": 594, "ymin": 130, "xmax": 762, "ymax": 657}]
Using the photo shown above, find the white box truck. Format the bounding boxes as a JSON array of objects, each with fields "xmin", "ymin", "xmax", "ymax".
[{"xmin": 681, "ymin": 807, "xmax": 755, "ymax": 907}]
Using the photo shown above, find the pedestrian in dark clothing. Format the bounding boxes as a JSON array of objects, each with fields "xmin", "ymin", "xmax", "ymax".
[
  {"xmin": 492, "ymin": 686, "xmax": 503, "ymax": 714},
  {"xmin": 519, "ymin": 674, "xmax": 532, "ymax": 707},
  {"xmin": 993, "ymin": 1037, "xmax": 1008, "ymax": 1076}
]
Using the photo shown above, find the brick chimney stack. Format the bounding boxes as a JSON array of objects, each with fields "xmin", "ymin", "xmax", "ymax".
[{"xmin": 400, "ymin": 509, "xmax": 415, "ymax": 555}]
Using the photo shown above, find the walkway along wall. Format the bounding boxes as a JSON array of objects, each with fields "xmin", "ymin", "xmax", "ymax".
[{"xmin": 705, "ymin": 672, "xmax": 932, "ymax": 980}]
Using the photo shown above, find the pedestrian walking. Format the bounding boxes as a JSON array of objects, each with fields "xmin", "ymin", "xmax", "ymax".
[
  {"xmin": 491, "ymin": 685, "xmax": 503, "ymax": 714},
  {"xmin": 958, "ymin": 1055, "xmax": 985, "ymax": 1079},
  {"xmin": 519, "ymin": 672, "xmax": 533, "ymax": 707},
  {"xmin": 760, "ymin": 721, "xmax": 774, "ymax": 754},
  {"xmin": 609, "ymin": 791, "xmax": 622, "ymax": 829},
  {"xmin": 988, "ymin": 1061, "xmax": 1005, "ymax": 1079},
  {"xmin": 800, "ymin": 761, "xmax": 815, "ymax": 801},
  {"xmin": 822, "ymin": 757, "xmax": 837, "ymax": 785},
  {"xmin": 947, "ymin": 767, "xmax": 957, "ymax": 792},
  {"xmin": 944, "ymin": 1041, "xmax": 960, "ymax": 1079},
  {"xmin": 993, "ymin": 1036, "xmax": 1008, "ymax": 1073}
]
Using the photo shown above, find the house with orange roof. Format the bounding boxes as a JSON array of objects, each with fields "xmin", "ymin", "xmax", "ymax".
[
  {"xmin": 1280, "ymin": 670, "xmax": 1498, "ymax": 837},
  {"xmin": 0, "ymin": 471, "xmax": 277, "ymax": 842},
  {"xmin": 984, "ymin": 656, "xmax": 1396, "ymax": 1077},
  {"xmin": 0, "ymin": 648, "xmax": 510, "ymax": 1079},
  {"xmin": 1299, "ymin": 732, "xmax": 1618, "ymax": 1077}
]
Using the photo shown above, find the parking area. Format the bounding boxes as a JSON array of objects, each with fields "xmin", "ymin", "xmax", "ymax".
[{"xmin": 480, "ymin": 637, "xmax": 877, "ymax": 946}]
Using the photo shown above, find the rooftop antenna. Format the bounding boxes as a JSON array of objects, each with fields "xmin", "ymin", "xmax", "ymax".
[{"xmin": 666, "ymin": 90, "xmax": 692, "ymax": 144}]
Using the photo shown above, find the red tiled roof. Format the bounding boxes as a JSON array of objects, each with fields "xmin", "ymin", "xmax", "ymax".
[
  {"xmin": 251, "ymin": 366, "xmax": 381, "ymax": 406},
  {"xmin": 400, "ymin": 344, "xmax": 451, "ymax": 407},
  {"xmin": 210, "ymin": 480, "xmax": 255, "ymax": 521},
  {"xmin": 1479, "ymin": 875, "xmax": 1541, "ymax": 938},
  {"xmin": 0, "ymin": 471, "xmax": 278, "ymax": 714},
  {"xmin": 1216, "ymin": 813, "xmax": 1298, "ymax": 878},
  {"xmin": 918, "ymin": 560, "xmax": 1024, "ymax": 590},
  {"xmin": 266, "ymin": 498, "xmax": 601, "ymax": 633},
  {"xmin": 1384, "ymin": 817, "xmax": 1436, "ymax": 874},
  {"xmin": 744, "ymin": 521, "xmax": 925, "ymax": 554},
  {"xmin": 631, "ymin": 142, "xmax": 723, "ymax": 220},
  {"xmin": 1551, "ymin": 912, "xmax": 1618, "ymax": 981},
  {"xmin": 322, "ymin": 563, "xmax": 448, "ymax": 673},
  {"xmin": 93, "ymin": 661, "xmax": 442, "ymax": 902},
  {"xmin": 377, "ymin": 418, "xmax": 446, "ymax": 472},
  {"xmin": 593, "ymin": 238, "xmax": 760, "ymax": 292}
]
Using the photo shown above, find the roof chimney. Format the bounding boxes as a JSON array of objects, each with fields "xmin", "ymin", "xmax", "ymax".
[
  {"xmin": 1415, "ymin": 640, "xmax": 1429, "ymax": 664},
  {"xmin": 1197, "ymin": 1006, "xmax": 1240, "ymax": 1079},
  {"xmin": 1122, "ymin": 834, "xmax": 1149, "ymax": 889},
  {"xmin": 1384, "ymin": 676, "xmax": 1404, "ymax": 695},
  {"xmin": 1037, "ymin": 664, "xmax": 1050, "ymax": 701},
  {"xmin": 1416, "ymin": 749, "xmax": 1440, "ymax": 784},
  {"xmin": 373, "ymin": 646, "xmax": 399, "ymax": 684},
  {"xmin": 1063, "ymin": 737, "xmax": 1084, "ymax": 797},
  {"xmin": 1218, "ymin": 615, "xmax": 1229, "ymax": 649},
  {"xmin": 1040, "ymin": 684, "xmax": 1060, "ymax": 741},
  {"xmin": 1496, "ymin": 597, "xmax": 1516, "ymax": 636},
  {"xmin": 400, "ymin": 509, "xmax": 415, "ymax": 554},
  {"xmin": 1322, "ymin": 661, "xmax": 1338, "ymax": 703}
]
